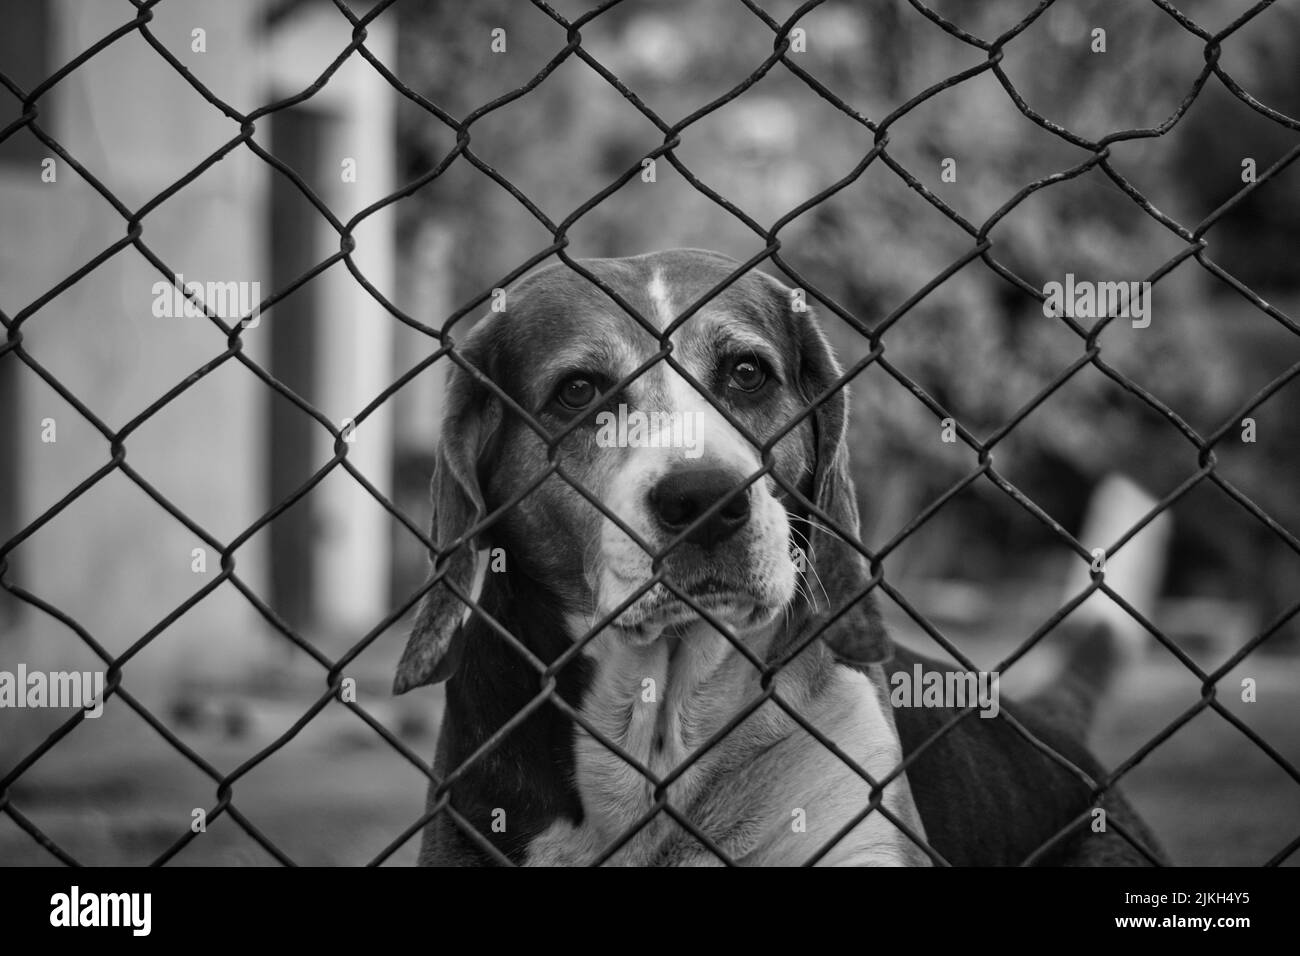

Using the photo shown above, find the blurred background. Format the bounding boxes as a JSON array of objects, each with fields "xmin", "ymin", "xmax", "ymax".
[{"xmin": 0, "ymin": 0, "xmax": 1297, "ymax": 865}]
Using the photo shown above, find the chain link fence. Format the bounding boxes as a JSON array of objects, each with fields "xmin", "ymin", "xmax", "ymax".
[{"xmin": 2, "ymin": 0, "xmax": 1298, "ymax": 866}]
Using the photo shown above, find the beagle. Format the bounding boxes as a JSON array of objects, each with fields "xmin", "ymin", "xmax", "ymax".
[{"xmin": 394, "ymin": 249, "xmax": 1165, "ymax": 867}]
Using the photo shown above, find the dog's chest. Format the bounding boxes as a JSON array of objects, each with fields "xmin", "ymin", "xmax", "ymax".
[
  {"xmin": 521, "ymin": 630, "xmax": 754, "ymax": 865},
  {"xmin": 522, "ymin": 632, "xmax": 926, "ymax": 866}
]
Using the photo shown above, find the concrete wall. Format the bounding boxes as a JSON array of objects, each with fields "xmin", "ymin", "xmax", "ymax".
[{"xmin": 0, "ymin": 2, "xmax": 397, "ymax": 706}]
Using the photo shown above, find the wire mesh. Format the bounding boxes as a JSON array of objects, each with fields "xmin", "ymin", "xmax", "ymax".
[{"xmin": 2, "ymin": 0, "xmax": 1299, "ymax": 867}]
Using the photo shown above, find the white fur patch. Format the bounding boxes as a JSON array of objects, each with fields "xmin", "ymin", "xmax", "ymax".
[
  {"xmin": 593, "ymin": 365, "xmax": 793, "ymax": 630},
  {"xmin": 647, "ymin": 269, "xmax": 674, "ymax": 329},
  {"xmin": 459, "ymin": 550, "xmax": 489, "ymax": 628},
  {"xmin": 742, "ymin": 666, "xmax": 930, "ymax": 866}
]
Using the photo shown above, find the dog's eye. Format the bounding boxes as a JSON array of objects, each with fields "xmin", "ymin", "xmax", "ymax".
[
  {"xmin": 727, "ymin": 358, "xmax": 767, "ymax": 393},
  {"xmin": 556, "ymin": 376, "xmax": 598, "ymax": 410}
]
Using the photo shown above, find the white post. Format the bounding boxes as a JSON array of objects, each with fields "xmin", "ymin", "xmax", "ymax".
[
  {"xmin": 1065, "ymin": 473, "xmax": 1173, "ymax": 660},
  {"xmin": 268, "ymin": 8, "xmax": 398, "ymax": 636}
]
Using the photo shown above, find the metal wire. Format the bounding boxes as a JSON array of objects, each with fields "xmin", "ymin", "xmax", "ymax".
[{"xmin": 2, "ymin": 0, "xmax": 1298, "ymax": 867}]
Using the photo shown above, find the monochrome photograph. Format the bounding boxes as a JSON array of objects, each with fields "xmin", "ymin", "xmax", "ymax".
[{"xmin": 0, "ymin": 0, "xmax": 1296, "ymax": 913}]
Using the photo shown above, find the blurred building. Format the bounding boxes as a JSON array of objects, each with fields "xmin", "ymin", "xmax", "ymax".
[{"xmin": 0, "ymin": 0, "xmax": 408, "ymax": 708}]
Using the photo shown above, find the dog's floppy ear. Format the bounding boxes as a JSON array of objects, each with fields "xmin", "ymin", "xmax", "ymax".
[
  {"xmin": 776, "ymin": 278, "xmax": 892, "ymax": 666},
  {"xmin": 394, "ymin": 327, "xmax": 501, "ymax": 693}
]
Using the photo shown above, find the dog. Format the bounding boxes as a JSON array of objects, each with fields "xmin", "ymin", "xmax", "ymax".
[{"xmin": 393, "ymin": 248, "xmax": 1166, "ymax": 866}]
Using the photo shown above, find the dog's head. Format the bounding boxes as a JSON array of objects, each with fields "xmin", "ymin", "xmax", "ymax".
[{"xmin": 394, "ymin": 249, "xmax": 888, "ymax": 692}]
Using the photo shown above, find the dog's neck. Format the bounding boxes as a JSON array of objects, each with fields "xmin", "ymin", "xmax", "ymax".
[
  {"xmin": 566, "ymin": 616, "xmax": 784, "ymax": 769},
  {"xmin": 430, "ymin": 566, "xmax": 923, "ymax": 866},
  {"xmin": 543, "ymin": 611, "xmax": 838, "ymax": 865}
]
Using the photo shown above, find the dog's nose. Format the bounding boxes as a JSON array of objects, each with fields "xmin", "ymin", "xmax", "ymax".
[{"xmin": 648, "ymin": 468, "xmax": 751, "ymax": 548}]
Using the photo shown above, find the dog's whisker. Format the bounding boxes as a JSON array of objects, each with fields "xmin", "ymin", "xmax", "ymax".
[
  {"xmin": 787, "ymin": 512, "xmax": 842, "ymax": 542},
  {"xmin": 786, "ymin": 521, "xmax": 831, "ymax": 611},
  {"xmin": 802, "ymin": 559, "xmax": 832, "ymax": 613}
]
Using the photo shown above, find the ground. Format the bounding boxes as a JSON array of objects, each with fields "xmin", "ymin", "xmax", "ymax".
[{"xmin": 2, "ymin": 600, "xmax": 1297, "ymax": 866}]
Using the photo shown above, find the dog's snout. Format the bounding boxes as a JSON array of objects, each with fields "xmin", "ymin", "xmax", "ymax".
[{"xmin": 648, "ymin": 468, "xmax": 751, "ymax": 548}]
